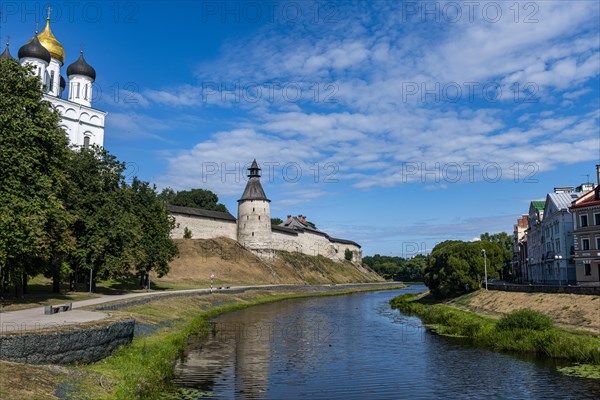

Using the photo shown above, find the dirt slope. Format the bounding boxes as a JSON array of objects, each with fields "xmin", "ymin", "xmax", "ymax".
[
  {"xmin": 449, "ymin": 290, "xmax": 600, "ymax": 333},
  {"xmin": 155, "ymin": 238, "xmax": 383, "ymax": 287}
]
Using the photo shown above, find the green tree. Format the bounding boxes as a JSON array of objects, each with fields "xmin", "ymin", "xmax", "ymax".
[
  {"xmin": 64, "ymin": 146, "xmax": 141, "ymax": 291},
  {"xmin": 0, "ymin": 59, "xmax": 72, "ymax": 297},
  {"xmin": 169, "ymin": 188, "xmax": 228, "ymax": 212},
  {"xmin": 424, "ymin": 240, "xmax": 503, "ymax": 299},
  {"xmin": 183, "ymin": 227, "xmax": 193, "ymax": 239},
  {"xmin": 271, "ymin": 218, "xmax": 283, "ymax": 226},
  {"xmin": 130, "ymin": 178, "xmax": 178, "ymax": 289},
  {"xmin": 480, "ymin": 232, "xmax": 513, "ymax": 279}
]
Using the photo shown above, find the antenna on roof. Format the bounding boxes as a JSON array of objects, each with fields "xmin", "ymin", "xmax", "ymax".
[
  {"xmin": 35, "ymin": 22, "xmax": 39, "ymax": 35},
  {"xmin": 582, "ymin": 174, "xmax": 591, "ymax": 183}
]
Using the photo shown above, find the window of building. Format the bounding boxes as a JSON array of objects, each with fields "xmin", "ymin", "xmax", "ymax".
[
  {"xmin": 83, "ymin": 136, "xmax": 90, "ymax": 149},
  {"xmin": 583, "ymin": 239, "xmax": 590, "ymax": 251},
  {"xmin": 49, "ymin": 71, "xmax": 54, "ymax": 91},
  {"xmin": 253, "ymin": 208, "xmax": 255, "ymax": 212},
  {"xmin": 595, "ymin": 213, "xmax": 600, "ymax": 226},
  {"xmin": 258, "ymin": 216, "xmax": 260, "ymax": 220},
  {"xmin": 252, "ymin": 232, "xmax": 254, "ymax": 237},
  {"xmin": 554, "ymin": 224, "xmax": 559, "ymax": 234},
  {"xmin": 74, "ymin": 82, "xmax": 80, "ymax": 98},
  {"xmin": 555, "ymin": 239, "xmax": 560, "ymax": 253},
  {"xmin": 584, "ymin": 263, "xmax": 592, "ymax": 276},
  {"xmin": 581, "ymin": 215, "xmax": 588, "ymax": 228},
  {"xmin": 84, "ymin": 84, "xmax": 88, "ymax": 100},
  {"xmin": 596, "ymin": 237, "xmax": 600, "ymax": 250}
]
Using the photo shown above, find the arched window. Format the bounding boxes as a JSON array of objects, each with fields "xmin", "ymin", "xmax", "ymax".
[{"xmin": 83, "ymin": 136, "xmax": 91, "ymax": 149}]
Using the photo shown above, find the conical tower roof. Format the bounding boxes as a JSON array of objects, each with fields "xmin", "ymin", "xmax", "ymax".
[{"xmin": 238, "ymin": 160, "xmax": 270, "ymax": 202}]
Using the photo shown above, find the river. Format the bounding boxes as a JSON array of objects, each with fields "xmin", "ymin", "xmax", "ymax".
[{"xmin": 171, "ymin": 285, "xmax": 600, "ymax": 399}]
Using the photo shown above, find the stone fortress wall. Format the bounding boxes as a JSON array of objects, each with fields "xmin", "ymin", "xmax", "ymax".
[{"xmin": 170, "ymin": 160, "xmax": 362, "ymax": 264}]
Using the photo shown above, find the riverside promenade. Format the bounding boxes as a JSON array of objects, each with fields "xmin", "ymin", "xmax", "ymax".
[{"xmin": 0, "ymin": 282, "xmax": 401, "ymax": 333}]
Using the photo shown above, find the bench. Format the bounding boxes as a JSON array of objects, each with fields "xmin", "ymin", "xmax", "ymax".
[{"xmin": 44, "ymin": 303, "xmax": 73, "ymax": 315}]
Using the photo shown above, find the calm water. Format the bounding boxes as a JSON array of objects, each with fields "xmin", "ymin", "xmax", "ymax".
[{"xmin": 172, "ymin": 286, "xmax": 600, "ymax": 399}]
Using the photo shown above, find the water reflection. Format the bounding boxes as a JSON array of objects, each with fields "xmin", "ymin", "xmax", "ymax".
[{"xmin": 172, "ymin": 286, "xmax": 600, "ymax": 399}]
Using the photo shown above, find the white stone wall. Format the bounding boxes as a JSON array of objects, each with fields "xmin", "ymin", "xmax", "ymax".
[
  {"xmin": 271, "ymin": 230, "xmax": 302, "ymax": 253},
  {"xmin": 237, "ymin": 200, "xmax": 272, "ymax": 250},
  {"xmin": 171, "ymin": 214, "xmax": 237, "ymax": 240},
  {"xmin": 51, "ymin": 97, "xmax": 106, "ymax": 148},
  {"xmin": 67, "ymin": 74, "xmax": 93, "ymax": 107},
  {"xmin": 331, "ymin": 242, "xmax": 363, "ymax": 264}
]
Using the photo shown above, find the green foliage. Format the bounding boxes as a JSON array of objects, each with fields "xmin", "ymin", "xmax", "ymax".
[
  {"xmin": 496, "ymin": 309, "xmax": 553, "ymax": 332},
  {"xmin": 390, "ymin": 294, "xmax": 600, "ymax": 364},
  {"xmin": 0, "ymin": 60, "xmax": 178, "ymax": 295},
  {"xmin": 424, "ymin": 240, "xmax": 503, "ymax": 299},
  {"xmin": 183, "ymin": 227, "xmax": 192, "ymax": 239},
  {"xmin": 0, "ymin": 58, "xmax": 72, "ymax": 296},
  {"xmin": 162, "ymin": 188, "xmax": 228, "ymax": 212},
  {"xmin": 480, "ymin": 231, "xmax": 513, "ymax": 278},
  {"xmin": 344, "ymin": 248, "xmax": 353, "ymax": 261},
  {"xmin": 362, "ymin": 254, "xmax": 426, "ymax": 281},
  {"xmin": 270, "ymin": 217, "xmax": 283, "ymax": 226}
]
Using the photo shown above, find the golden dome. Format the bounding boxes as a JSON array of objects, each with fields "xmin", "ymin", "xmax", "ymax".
[{"xmin": 36, "ymin": 17, "xmax": 65, "ymax": 63}]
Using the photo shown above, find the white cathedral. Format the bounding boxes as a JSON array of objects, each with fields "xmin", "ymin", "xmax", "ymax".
[{"xmin": 1, "ymin": 11, "xmax": 105, "ymax": 148}]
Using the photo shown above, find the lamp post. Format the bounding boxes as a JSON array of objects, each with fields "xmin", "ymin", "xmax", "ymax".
[
  {"xmin": 554, "ymin": 255, "xmax": 563, "ymax": 285},
  {"xmin": 87, "ymin": 266, "xmax": 93, "ymax": 294},
  {"xmin": 481, "ymin": 249, "xmax": 488, "ymax": 290}
]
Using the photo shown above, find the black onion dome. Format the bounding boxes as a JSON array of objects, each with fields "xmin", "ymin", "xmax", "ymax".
[
  {"xmin": 1, "ymin": 40, "xmax": 12, "ymax": 59},
  {"xmin": 1, "ymin": 46, "xmax": 12, "ymax": 59},
  {"xmin": 66, "ymin": 51, "xmax": 96, "ymax": 81},
  {"xmin": 18, "ymin": 36, "xmax": 51, "ymax": 64},
  {"xmin": 60, "ymin": 75, "xmax": 66, "ymax": 89}
]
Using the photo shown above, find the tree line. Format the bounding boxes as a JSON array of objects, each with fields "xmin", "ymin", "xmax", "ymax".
[
  {"xmin": 364, "ymin": 232, "xmax": 513, "ymax": 299},
  {"xmin": 0, "ymin": 58, "xmax": 177, "ymax": 297}
]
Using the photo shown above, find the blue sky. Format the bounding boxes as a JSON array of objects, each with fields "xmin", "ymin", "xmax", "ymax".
[{"xmin": 2, "ymin": 1, "xmax": 599, "ymax": 256}]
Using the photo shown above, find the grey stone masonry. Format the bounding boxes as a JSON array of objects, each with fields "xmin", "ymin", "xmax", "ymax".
[{"xmin": 0, "ymin": 318, "xmax": 135, "ymax": 364}]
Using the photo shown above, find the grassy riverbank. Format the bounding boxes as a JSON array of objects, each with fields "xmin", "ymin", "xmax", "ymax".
[
  {"xmin": 390, "ymin": 293, "xmax": 600, "ymax": 378},
  {"xmin": 45, "ymin": 284, "xmax": 401, "ymax": 399}
]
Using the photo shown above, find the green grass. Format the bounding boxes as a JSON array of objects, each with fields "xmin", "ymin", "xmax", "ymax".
[{"xmin": 390, "ymin": 294, "xmax": 600, "ymax": 365}]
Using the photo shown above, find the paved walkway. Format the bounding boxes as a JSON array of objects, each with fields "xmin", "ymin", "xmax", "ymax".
[
  {"xmin": 0, "ymin": 284, "xmax": 279, "ymax": 333},
  {"xmin": 0, "ymin": 283, "xmax": 400, "ymax": 333}
]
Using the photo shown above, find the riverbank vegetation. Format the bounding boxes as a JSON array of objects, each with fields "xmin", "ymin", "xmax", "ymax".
[{"xmin": 390, "ymin": 293, "xmax": 600, "ymax": 366}]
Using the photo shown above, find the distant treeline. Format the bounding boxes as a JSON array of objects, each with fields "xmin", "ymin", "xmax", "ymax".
[{"xmin": 362, "ymin": 254, "xmax": 426, "ymax": 281}]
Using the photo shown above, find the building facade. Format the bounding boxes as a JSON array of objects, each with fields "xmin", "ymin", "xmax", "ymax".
[
  {"xmin": 526, "ymin": 201, "xmax": 545, "ymax": 283},
  {"xmin": 2, "ymin": 10, "xmax": 106, "ymax": 148},
  {"xmin": 170, "ymin": 161, "xmax": 362, "ymax": 264},
  {"xmin": 539, "ymin": 190, "xmax": 582, "ymax": 284},
  {"xmin": 513, "ymin": 215, "xmax": 528, "ymax": 282},
  {"xmin": 570, "ymin": 166, "xmax": 600, "ymax": 285}
]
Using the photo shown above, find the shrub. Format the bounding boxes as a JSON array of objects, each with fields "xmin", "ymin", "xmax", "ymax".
[
  {"xmin": 344, "ymin": 248, "xmax": 353, "ymax": 261},
  {"xmin": 183, "ymin": 227, "xmax": 192, "ymax": 239},
  {"xmin": 496, "ymin": 309, "xmax": 553, "ymax": 332}
]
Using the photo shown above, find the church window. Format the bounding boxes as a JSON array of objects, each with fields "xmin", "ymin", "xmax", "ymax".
[
  {"xmin": 83, "ymin": 136, "xmax": 91, "ymax": 149},
  {"xmin": 253, "ymin": 208, "xmax": 255, "ymax": 212},
  {"xmin": 50, "ymin": 71, "xmax": 55, "ymax": 91},
  {"xmin": 84, "ymin": 85, "xmax": 88, "ymax": 100},
  {"xmin": 74, "ymin": 83, "xmax": 80, "ymax": 98},
  {"xmin": 252, "ymin": 232, "xmax": 254, "ymax": 237}
]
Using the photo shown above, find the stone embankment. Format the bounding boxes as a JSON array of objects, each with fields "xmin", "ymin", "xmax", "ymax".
[{"xmin": 0, "ymin": 318, "xmax": 134, "ymax": 364}]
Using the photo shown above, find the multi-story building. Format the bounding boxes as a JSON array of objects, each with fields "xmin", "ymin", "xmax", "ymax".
[
  {"xmin": 540, "ymin": 189, "xmax": 584, "ymax": 284},
  {"xmin": 570, "ymin": 166, "xmax": 600, "ymax": 285},
  {"xmin": 513, "ymin": 215, "xmax": 528, "ymax": 282},
  {"xmin": 526, "ymin": 201, "xmax": 545, "ymax": 283}
]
